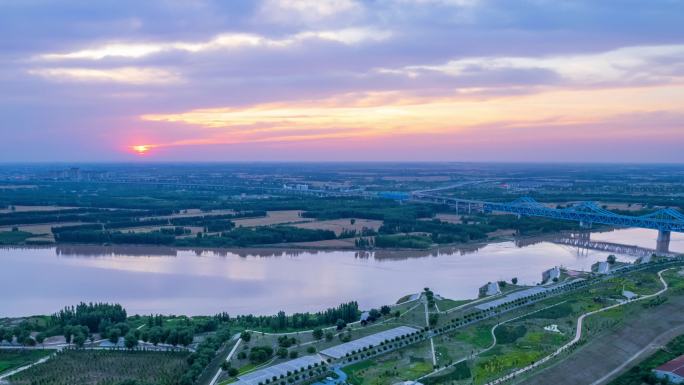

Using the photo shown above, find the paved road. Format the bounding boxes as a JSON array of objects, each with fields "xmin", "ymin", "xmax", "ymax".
[{"xmin": 522, "ymin": 279, "xmax": 684, "ymax": 384}]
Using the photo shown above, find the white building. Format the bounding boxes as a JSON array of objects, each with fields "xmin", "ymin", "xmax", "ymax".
[
  {"xmin": 542, "ymin": 267, "xmax": 561, "ymax": 283},
  {"xmin": 596, "ymin": 261, "xmax": 611, "ymax": 275},
  {"xmin": 479, "ymin": 282, "xmax": 501, "ymax": 297}
]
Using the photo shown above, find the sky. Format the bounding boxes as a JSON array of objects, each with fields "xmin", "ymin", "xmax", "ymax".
[{"xmin": 1, "ymin": 0, "xmax": 683, "ymax": 163}]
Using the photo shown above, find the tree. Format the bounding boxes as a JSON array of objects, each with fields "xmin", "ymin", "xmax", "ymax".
[
  {"xmin": 607, "ymin": 254, "xmax": 617, "ymax": 265},
  {"xmin": 368, "ymin": 309, "xmax": 381, "ymax": 321},
  {"xmin": 336, "ymin": 319, "xmax": 347, "ymax": 330},
  {"xmin": 277, "ymin": 347, "xmax": 288, "ymax": 358},
  {"xmin": 512, "ymin": 277, "xmax": 518, "ymax": 285},
  {"xmin": 73, "ymin": 331, "xmax": 86, "ymax": 347},
  {"xmin": 240, "ymin": 331, "xmax": 252, "ymax": 342},
  {"xmin": 312, "ymin": 328, "xmax": 323, "ymax": 340},
  {"xmin": 124, "ymin": 331, "xmax": 138, "ymax": 349},
  {"xmin": 380, "ymin": 305, "xmax": 391, "ymax": 316},
  {"xmin": 108, "ymin": 328, "xmax": 121, "ymax": 344},
  {"xmin": 289, "ymin": 350, "xmax": 299, "ymax": 359},
  {"xmin": 148, "ymin": 326, "xmax": 163, "ymax": 345},
  {"xmin": 63, "ymin": 326, "xmax": 73, "ymax": 345},
  {"xmin": 221, "ymin": 362, "xmax": 231, "ymax": 371},
  {"xmin": 228, "ymin": 367, "xmax": 239, "ymax": 377},
  {"xmin": 35, "ymin": 332, "xmax": 46, "ymax": 346},
  {"xmin": 325, "ymin": 332, "xmax": 334, "ymax": 341}
]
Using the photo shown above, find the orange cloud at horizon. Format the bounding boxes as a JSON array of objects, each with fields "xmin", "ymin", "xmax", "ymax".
[{"xmin": 135, "ymin": 84, "xmax": 684, "ymax": 151}]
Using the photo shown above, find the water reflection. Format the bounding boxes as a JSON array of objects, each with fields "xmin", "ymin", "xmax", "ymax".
[{"xmin": 1, "ymin": 228, "xmax": 678, "ymax": 318}]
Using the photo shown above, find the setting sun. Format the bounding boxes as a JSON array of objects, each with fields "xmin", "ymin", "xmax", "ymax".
[{"xmin": 131, "ymin": 145, "xmax": 150, "ymax": 155}]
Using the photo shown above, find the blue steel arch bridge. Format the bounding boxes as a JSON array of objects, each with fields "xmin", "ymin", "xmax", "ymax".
[{"xmin": 411, "ymin": 193, "xmax": 684, "ymax": 253}]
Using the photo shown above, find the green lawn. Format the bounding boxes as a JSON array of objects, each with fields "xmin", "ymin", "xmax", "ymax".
[
  {"xmin": 0, "ymin": 230, "xmax": 33, "ymax": 245},
  {"xmin": 436, "ymin": 299, "xmax": 471, "ymax": 311},
  {"xmin": 0, "ymin": 349, "xmax": 52, "ymax": 374}
]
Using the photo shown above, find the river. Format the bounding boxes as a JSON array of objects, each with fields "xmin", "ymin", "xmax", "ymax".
[{"xmin": 1, "ymin": 228, "xmax": 682, "ymax": 317}]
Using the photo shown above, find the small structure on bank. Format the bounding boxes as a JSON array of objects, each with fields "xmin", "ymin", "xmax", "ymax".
[
  {"xmin": 479, "ymin": 282, "xmax": 501, "ymax": 297},
  {"xmin": 592, "ymin": 261, "xmax": 611, "ymax": 275},
  {"xmin": 542, "ymin": 266, "xmax": 561, "ymax": 284},
  {"xmin": 622, "ymin": 290, "xmax": 638, "ymax": 300}
]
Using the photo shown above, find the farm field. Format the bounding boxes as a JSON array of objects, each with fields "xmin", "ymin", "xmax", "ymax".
[
  {"xmin": 233, "ymin": 210, "xmax": 311, "ymax": 227},
  {"xmin": 0, "ymin": 349, "xmax": 52, "ymax": 375},
  {"xmin": 8, "ymin": 350, "xmax": 190, "ymax": 385},
  {"xmin": 292, "ymin": 218, "xmax": 383, "ymax": 236}
]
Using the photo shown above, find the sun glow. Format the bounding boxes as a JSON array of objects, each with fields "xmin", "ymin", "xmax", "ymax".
[{"xmin": 131, "ymin": 145, "xmax": 151, "ymax": 155}]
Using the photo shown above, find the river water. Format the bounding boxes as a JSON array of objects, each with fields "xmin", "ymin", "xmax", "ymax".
[{"xmin": 1, "ymin": 228, "xmax": 682, "ymax": 317}]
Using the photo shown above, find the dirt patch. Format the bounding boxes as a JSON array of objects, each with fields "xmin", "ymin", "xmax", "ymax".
[
  {"xmin": 292, "ymin": 218, "xmax": 383, "ymax": 236},
  {"xmin": 0, "ymin": 205, "xmax": 76, "ymax": 213},
  {"xmin": 285, "ymin": 238, "xmax": 357, "ymax": 248},
  {"xmin": 0, "ymin": 185, "xmax": 37, "ymax": 190},
  {"xmin": 0, "ymin": 222, "xmax": 86, "ymax": 238},
  {"xmin": 487, "ymin": 229, "xmax": 516, "ymax": 238},
  {"xmin": 598, "ymin": 202, "xmax": 646, "ymax": 211},
  {"xmin": 233, "ymin": 210, "xmax": 311, "ymax": 227},
  {"xmin": 434, "ymin": 213, "xmax": 462, "ymax": 224},
  {"xmin": 144, "ymin": 208, "xmax": 236, "ymax": 220}
]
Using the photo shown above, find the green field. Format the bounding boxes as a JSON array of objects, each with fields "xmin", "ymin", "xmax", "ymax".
[
  {"xmin": 0, "ymin": 230, "xmax": 33, "ymax": 245},
  {"xmin": 0, "ymin": 349, "xmax": 52, "ymax": 374}
]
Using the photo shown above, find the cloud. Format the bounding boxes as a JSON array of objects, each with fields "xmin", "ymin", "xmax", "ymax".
[
  {"xmin": 2, "ymin": 0, "xmax": 684, "ymax": 162},
  {"xmin": 382, "ymin": 44, "xmax": 684, "ymax": 87},
  {"xmin": 27, "ymin": 67, "xmax": 180, "ymax": 84},
  {"xmin": 37, "ymin": 28, "xmax": 391, "ymax": 61},
  {"xmin": 257, "ymin": 0, "xmax": 363, "ymax": 25},
  {"xmin": 137, "ymin": 84, "xmax": 684, "ymax": 153}
]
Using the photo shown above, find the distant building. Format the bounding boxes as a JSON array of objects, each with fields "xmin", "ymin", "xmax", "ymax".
[
  {"xmin": 653, "ymin": 355, "xmax": 684, "ymax": 383},
  {"xmin": 479, "ymin": 282, "xmax": 501, "ymax": 297},
  {"xmin": 283, "ymin": 184, "xmax": 310, "ymax": 191},
  {"xmin": 542, "ymin": 267, "xmax": 561, "ymax": 283}
]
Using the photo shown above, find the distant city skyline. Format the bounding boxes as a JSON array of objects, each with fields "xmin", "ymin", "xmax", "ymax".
[{"xmin": 1, "ymin": 0, "xmax": 683, "ymax": 162}]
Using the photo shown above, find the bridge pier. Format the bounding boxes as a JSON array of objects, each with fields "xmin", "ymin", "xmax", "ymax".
[{"xmin": 657, "ymin": 230, "xmax": 671, "ymax": 254}]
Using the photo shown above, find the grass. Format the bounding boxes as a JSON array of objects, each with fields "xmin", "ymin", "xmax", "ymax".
[
  {"xmin": 422, "ymin": 361, "xmax": 472, "ymax": 385},
  {"xmin": 0, "ymin": 230, "xmax": 33, "ymax": 244},
  {"xmin": 342, "ymin": 341, "xmax": 434, "ymax": 385},
  {"xmin": 435, "ymin": 299, "xmax": 471, "ymax": 311},
  {"xmin": 0, "ymin": 349, "xmax": 52, "ymax": 374},
  {"xmin": 9, "ymin": 349, "xmax": 190, "ymax": 385},
  {"xmin": 453, "ymin": 324, "xmax": 494, "ymax": 349},
  {"xmin": 473, "ymin": 349, "xmax": 544, "ymax": 383}
]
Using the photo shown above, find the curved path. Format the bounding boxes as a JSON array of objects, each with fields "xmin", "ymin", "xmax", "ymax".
[
  {"xmin": 485, "ymin": 268, "xmax": 672, "ymax": 385},
  {"xmin": 418, "ymin": 300, "xmax": 570, "ymax": 381}
]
